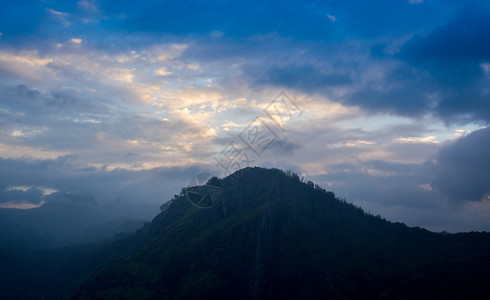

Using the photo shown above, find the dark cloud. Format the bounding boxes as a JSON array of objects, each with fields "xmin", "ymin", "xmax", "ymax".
[
  {"xmin": 400, "ymin": 6, "xmax": 490, "ymax": 66},
  {"xmin": 340, "ymin": 5, "xmax": 490, "ymax": 123},
  {"xmin": 0, "ymin": 84, "xmax": 108, "ymax": 119},
  {"xmin": 309, "ymin": 128, "xmax": 490, "ymax": 207},
  {"xmin": 254, "ymin": 64, "xmax": 351, "ymax": 91},
  {"xmin": 0, "ymin": 0, "xmax": 457, "ymax": 48},
  {"xmin": 1, "ymin": 0, "xmax": 486, "ymax": 126},
  {"xmin": 311, "ymin": 160, "xmax": 435, "ymax": 209},
  {"xmin": 0, "ymin": 155, "xmax": 206, "ymax": 206},
  {"xmin": 98, "ymin": 0, "xmax": 338, "ymax": 40},
  {"xmin": 94, "ymin": 0, "xmax": 468, "ymax": 43},
  {"xmin": 0, "ymin": 187, "xmax": 43, "ymax": 205},
  {"xmin": 396, "ymin": 5, "xmax": 490, "ymax": 122},
  {"xmin": 333, "ymin": 0, "xmax": 448, "ymax": 38},
  {"xmin": 43, "ymin": 191, "xmax": 97, "ymax": 207},
  {"xmin": 267, "ymin": 138, "xmax": 300, "ymax": 155},
  {"xmin": 345, "ymin": 68, "xmax": 434, "ymax": 117},
  {"xmin": 431, "ymin": 127, "xmax": 490, "ymax": 201},
  {"xmin": 364, "ymin": 160, "xmax": 425, "ymax": 176}
]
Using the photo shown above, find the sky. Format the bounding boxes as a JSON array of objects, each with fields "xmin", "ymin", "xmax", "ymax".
[{"xmin": 0, "ymin": 0, "xmax": 489, "ymax": 232}]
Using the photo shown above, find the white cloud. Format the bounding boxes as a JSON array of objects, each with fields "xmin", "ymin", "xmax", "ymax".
[
  {"xmin": 47, "ymin": 9, "xmax": 64, "ymax": 16},
  {"xmin": 77, "ymin": 0, "xmax": 99, "ymax": 12},
  {"xmin": 6, "ymin": 185, "xmax": 32, "ymax": 192},
  {"xmin": 148, "ymin": 44, "xmax": 188, "ymax": 62},
  {"xmin": 220, "ymin": 120, "xmax": 245, "ymax": 128},
  {"xmin": 0, "ymin": 50, "xmax": 55, "ymax": 80},
  {"xmin": 46, "ymin": 9, "xmax": 71, "ymax": 26},
  {"xmin": 11, "ymin": 130, "xmax": 24, "ymax": 137},
  {"xmin": 0, "ymin": 200, "xmax": 46, "ymax": 209},
  {"xmin": 453, "ymin": 129, "xmax": 472, "ymax": 139},
  {"xmin": 418, "ymin": 184, "xmax": 432, "ymax": 192},
  {"xmin": 187, "ymin": 64, "xmax": 201, "ymax": 71},
  {"xmin": 105, "ymin": 68, "xmax": 136, "ymax": 83},
  {"xmin": 154, "ymin": 67, "xmax": 172, "ymax": 76},
  {"xmin": 6, "ymin": 185, "xmax": 57, "ymax": 196},
  {"xmin": 0, "ymin": 51, "xmax": 53, "ymax": 67},
  {"xmin": 395, "ymin": 136, "xmax": 439, "ymax": 144},
  {"xmin": 0, "ymin": 143, "xmax": 68, "ymax": 160},
  {"xmin": 481, "ymin": 63, "xmax": 490, "ymax": 74},
  {"xmin": 70, "ymin": 38, "xmax": 83, "ymax": 46}
]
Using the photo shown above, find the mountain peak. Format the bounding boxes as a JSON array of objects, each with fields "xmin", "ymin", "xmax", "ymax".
[{"xmin": 72, "ymin": 167, "xmax": 490, "ymax": 300}]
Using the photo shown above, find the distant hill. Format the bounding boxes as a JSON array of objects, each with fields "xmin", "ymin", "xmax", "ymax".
[
  {"xmin": 70, "ymin": 167, "xmax": 490, "ymax": 299},
  {"xmin": 0, "ymin": 195, "xmax": 157, "ymax": 250},
  {"xmin": 0, "ymin": 196, "xmax": 156, "ymax": 299}
]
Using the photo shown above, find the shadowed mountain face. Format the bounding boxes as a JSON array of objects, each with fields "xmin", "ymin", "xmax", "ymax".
[{"xmin": 71, "ymin": 168, "xmax": 490, "ymax": 300}]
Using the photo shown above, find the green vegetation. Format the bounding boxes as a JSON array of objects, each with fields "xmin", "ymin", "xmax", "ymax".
[{"xmin": 70, "ymin": 167, "xmax": 490, "ymax": 299}]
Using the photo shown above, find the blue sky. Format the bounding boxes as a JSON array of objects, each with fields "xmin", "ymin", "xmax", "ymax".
[{"xmin": 0, "ymin": 0, "xmax": 489, "ymax": 232}]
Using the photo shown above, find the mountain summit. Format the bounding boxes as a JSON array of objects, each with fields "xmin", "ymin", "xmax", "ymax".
[{"xmin": 72, "ymin": 167, "xmax": 490, "ymax": 299}]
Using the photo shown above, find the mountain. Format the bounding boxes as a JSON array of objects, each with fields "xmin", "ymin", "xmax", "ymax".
[
  {"xmin": 70, "ymin": 167, "xmax": 490, "ymax": 299},
  {"xmin": 0, "ymin": 196, "xmax": 156, "ymax": 299},
  {"xmin": 0, "ymin": 195, "xmax": 157, "ymax": 251},
  {"xmin": 0, "ymin": 220, "xmax": 153, "ymax": 300}
]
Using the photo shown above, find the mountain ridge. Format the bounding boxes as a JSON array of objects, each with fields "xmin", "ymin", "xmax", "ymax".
[{"xmin": 71, "ymin": 167, "xmax": 490, "ymax": 299}]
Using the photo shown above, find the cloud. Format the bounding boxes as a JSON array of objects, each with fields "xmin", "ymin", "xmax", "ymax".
[
  {"xmin": 267, "ymin": 138, "xmax": 300, "ymax": 155},
  {"xmin": 397, "ymin": 5, "xmax": 490, "ymax": 122},
  {"xmin": 311, "ymin": 160, "xmax": 435, "ymax": 210},
  {"xmin": 431, "ymin": 127, "xmax": 490, "ymax": 201},
  {"xmin": 96, "ymin": 0, "xmax": 338, "ymax": 40},
  {"xmin": 0, "ymin": 186, "xmax": 44, "ymax": 205},
  {"xmin": 0, "ymin": 155, "xmax": 210, "ymax": 207},
  {"xmin": 77, "ymin": 0, "xmax": 99, "ymax": 12},
  {"xmin": 400, "ymin": 6, "xmax": 490, "ymax": 65},
  {"xmin": 0, "ymin": 51, "xmax": 53, "ymax": 67},
  {"xmin": 340, "ymin": 4, "xmax": 490, "ymax": 123},
  {"xmin": 105, "ymin": 68, "xmax": 135, "ymax": 83},
  {"xmin": 47, "ymin": 9, "xmax": 71, "ymax": 27},
  {"xmin": 70, "ymin": 38, "xmax": 82, "ymax": 45},
  {"xmin": 153, "ymin": 67, "xmax": 172, "ymax": 76},
  {"xmin": 255, "ymin": 64, "xmax": 351, "ymax": 91},
  {"xmin": 0, "ymin": 0, "xmax": 489, "ymax": 232},
  {"xmin": 345, "ymin": 73, "xmax": 434, "ymax": 117},
  {"xmin": 396, "ymin": 136, "xmax": 439, "ymax": 144}
]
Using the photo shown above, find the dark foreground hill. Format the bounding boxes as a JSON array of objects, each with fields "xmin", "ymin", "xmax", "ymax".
[{"xmin": 71, "ymin": 167, "xmax": 490, "ymax": 299}]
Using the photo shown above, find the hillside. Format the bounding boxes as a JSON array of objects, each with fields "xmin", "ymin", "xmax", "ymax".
[{"xmin": 71, "ymin": 167, "xmax": 490, "ymax": 299}]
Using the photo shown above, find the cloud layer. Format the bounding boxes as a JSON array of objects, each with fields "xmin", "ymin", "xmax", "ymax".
[{"xmin": 0, "ymin": 0, "xmax": 489, "ymax": 231}]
